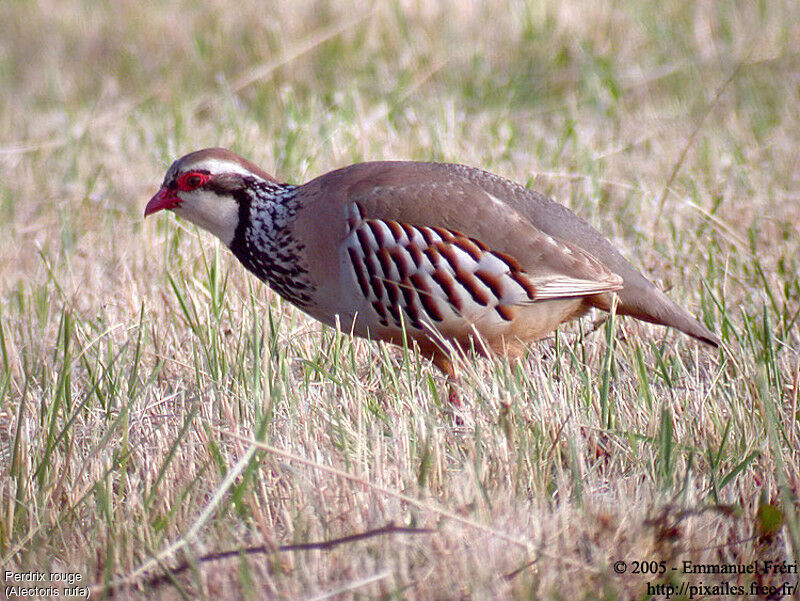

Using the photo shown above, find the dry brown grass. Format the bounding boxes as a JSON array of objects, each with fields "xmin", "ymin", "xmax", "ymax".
[{"xmin": 1, "ymin": 0, "xmax": 799, "ymax": 599}]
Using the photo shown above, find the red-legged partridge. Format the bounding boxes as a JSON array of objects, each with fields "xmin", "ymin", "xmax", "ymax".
[{"xmin": 145, "ymin": 148, "xmax": 718, "ymax": 375}]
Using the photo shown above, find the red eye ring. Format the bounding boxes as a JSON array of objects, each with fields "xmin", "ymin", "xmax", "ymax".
[{"xmin": 176, "ymin": 171, "xmax": 210, "ymax": 191}]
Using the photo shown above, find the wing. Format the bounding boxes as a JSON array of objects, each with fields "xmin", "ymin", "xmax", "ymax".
[
  {"xmin": 328, "ymin": 161, "xmax": 621, "ymax": 281},
  {"xmin": 450, "ymin": 162, "xmax": 720, "ymax": 345}
]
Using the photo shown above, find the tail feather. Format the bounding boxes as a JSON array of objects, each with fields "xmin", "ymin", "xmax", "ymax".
[{"xmin": 590, "ymin": 285, "xmax": 719, "ymax": 347}]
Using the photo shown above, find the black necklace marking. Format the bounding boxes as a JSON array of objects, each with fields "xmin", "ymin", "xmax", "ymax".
[{"xmin": 229, "ymin": 179, "xmax": 314, "ymax": 307}]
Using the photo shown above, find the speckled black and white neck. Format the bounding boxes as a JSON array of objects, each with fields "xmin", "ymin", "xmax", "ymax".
[{"xmin": 229, "ymin": 179, "xmax": 314, "ymax": 307}]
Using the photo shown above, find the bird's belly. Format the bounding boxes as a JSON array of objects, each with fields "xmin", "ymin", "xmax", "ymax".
[
  {"xmin": 327, "ymin": 295, "xmax": 588, "ymax": 359},
  {"xmin": 486, "ymin": 298, "xmax": 589, "ymax": 356}
]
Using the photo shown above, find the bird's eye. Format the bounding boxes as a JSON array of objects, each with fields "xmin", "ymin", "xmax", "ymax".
[{"xmin": 177, "ymin": 171, "xmax": 209, "ymax": 191}]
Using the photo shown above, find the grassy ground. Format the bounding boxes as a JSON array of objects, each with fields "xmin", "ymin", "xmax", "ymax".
[{"xmin": 1, "ymin": 0, "xmax": 799, "ymax": 598}]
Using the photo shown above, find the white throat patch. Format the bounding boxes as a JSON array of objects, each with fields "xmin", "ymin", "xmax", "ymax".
[{"xmin": 174, "ymin": 190, "xmax": 239, "ymax": 247}]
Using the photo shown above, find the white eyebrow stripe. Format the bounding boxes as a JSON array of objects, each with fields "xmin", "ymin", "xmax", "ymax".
[{"xmin": 187, "ymin": 158, "xmax": 257, "ymax": 177}]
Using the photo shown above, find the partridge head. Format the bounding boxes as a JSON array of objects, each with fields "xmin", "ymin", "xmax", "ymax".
[{"xmin": 146, "ymin": 148, "xmax": 718, "ymax": 375}]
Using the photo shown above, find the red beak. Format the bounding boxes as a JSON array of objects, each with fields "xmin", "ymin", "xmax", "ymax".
[{"xmin": 144, "ymin": 187, "xmax": 180, "ymax": 217}]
